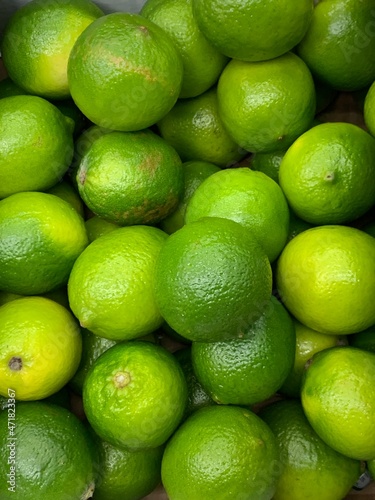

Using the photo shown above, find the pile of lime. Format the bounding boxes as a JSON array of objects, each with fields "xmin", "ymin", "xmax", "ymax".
[{"xmin": 1, "ymin": 0, "xmax": 375, "ymax": 499}]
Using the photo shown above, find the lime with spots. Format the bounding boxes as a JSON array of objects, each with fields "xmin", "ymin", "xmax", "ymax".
[
  {"xmin": 260, "ymin": 400, "xmax": 362, "ymax": 500},
  {"xmin": 1, "ymin": 0, "xmax": 103, "ymax": 99},
  {"xmin": 83, "ymin": 341, "xmax": 187, "ymax": 449},
  {"xmin": 0, "ymin": 95, "xmax": 74, "ymax": 199},
  {"xmin": 0, "ymin": 402, "xmax": 95, "ymax": 500},
  {"xmin": 0, "ymin": 297, "xmax": 81, "ymax": 400},
  {"xmin": 217, "ymin": 52, "xmax": 316, "ymax": 153},
  {"xmin": 185, "ymin": 167, "xmax": 290, "ymax": 262},
  {"xmin": 76, "ymin": 129, "xmax": 183, "ymax": 226},
  {"xmin": 68, "ymin": 225, "xmax": 167, "ymax": 340},
  {"xmin": 68, "ymin": 13, "xmax": 183, "ymax": 131},
  {"xmin": 158, "ymin": 87, "xmax": 246, "ymax": 167},
  {"xmin": 154, "ymin": 217, "xmax": 272, "ymax": 342},
  {"xmin": 301, "ymin": 346, "xmax": 375, "ymax": 460},
  {"xmin": 141, "ymin": 0, "xmax": 228, "ymax": 98},
  {"xmin": 0, "ymin": 192, "xmax": 88, "ymax": 295},
  {"xmin": 277, "ymin": 226, "xmax": 375, "ymax": 334},
  {"xmin": 161, "ymin": 405, "xmax": 280, "ymax": 500},
  {"xmin": 160, "ymin": 160, "xmax": 220, "ymax": 234}
]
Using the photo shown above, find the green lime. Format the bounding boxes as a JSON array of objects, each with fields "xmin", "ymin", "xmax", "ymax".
[
  {"xmin": 83, "ymin": 341, "xmax": 187, "ymax": 449},
  {"xmin": 260, "ymin": 400, "xmax": 362, "ymax": 500},
  {"xmin": 68, "ymin": 225, "xmax": 167, "ymax": 341},
  {"xmin": 251, "ymin": 150, "xmax": 286, "ymax": 183},
  {"xmin": 217, "ymin": 52, "xmax": 316, "ymax": 153},
  {"xmin": 287, "ymin": 210, "xmax": 315, "ymax": 242},
  {"xmin": 161, "ymin": 405, "xmax": 280, "ymax": 500},
  {"xmin": 0, "ymin": 95, "xmax": 74, "ymax": 199},
  {"xmin": 93, "ymin": 436, "xmax": 163, "ymax": 500},
  {"xmin": 191, "ymin": 296, "xmax": 295, "ymax": 405},
  {"xmin": 76, "ymin": 129, "xmax": 183, "ymax": 225},
  {"xmin": 301, "ymin": 346, "xmax": 375, "ymax": 460},
  {"xmin": 0, "ymin": 77, "xmax": 28, "ymax": 98},
  {"xmin": 68, "ymin": 13, "xmax": 183, "ymax": 130},
  {"xmin": 0, "ymin": 192, "xmax": 88, "ymax": 295},
  {"xmin": 141, "ymin": 0, "xmax": 228, "ymax": 98},
  {"xmin": 279, "ymin": 122, "xmax": 375, "ymax": 224},
  {"xmin": 47, "ymin": 180, "xmax": 85, "ymax": 217},
  {"xmin": 192, "ymin": 0, "xmax": 313, "ymax": 61},
  {"xmin": 154, "ymin": 217, "xmax": 272, "ymax": 342},
  {"xmin": 1, "ymin": 0, "xmax": 103, "ymax": 99},
  {"xmin": 350, "ymin": 326, "xmax": 375, "ymax": 354},
  {"xmin": 185, "ymin": 167, "xmax": 290, "ymax": 262},
  {"xmin": 158, "ymin": 87, "xmax": 246, "ymax": 167},
  {"xmin": 0, "ymin": 402, "xmax": 95, "ymax": 499}
]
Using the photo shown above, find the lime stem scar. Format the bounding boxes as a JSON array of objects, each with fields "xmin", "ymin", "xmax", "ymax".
[
  {"xmin": 114, "ymin": 371, "xmax": 131, "ymax": 388},
  {"xmin": 9, "ymin": 356, "xmax": 22, "ymax": 371}
]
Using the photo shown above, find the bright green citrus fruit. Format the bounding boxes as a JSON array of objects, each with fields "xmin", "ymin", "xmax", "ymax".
[
  {"xmin": 0, "ymin": 77, "xmax": 28, "ymax": 98},
  {"xmin": 279, "ymin": 122, "xmax": 375, "ymax": 224},
  {"xmin": 1, "ymin": 0, "xmax": 103, "ymax": 99},
  {"xmin": 85, "ymin": 216, "xmax": 120, "ymax": 243},
  {"xmin": 160, "ymin": 160, "xmax": 220, "ymax": 234},
  {"xmin": 350, "ymin": 326, "xmax": 375, "ymax": 354},
  {"xmin": 47, "ymin": 180, "xmax": 85, "ymax": 217},
  {"xmin": 93, "ymin": 436, "xmax": 164, "ymax": 500},
  {"xmin": 280, "ymin": 320, "xmax": 347, "ymax": 398},
  {"xmin": 0, "ymin": 402, "xmax": 95, "ymax": 500},
  {"xmin": 174, "ymin": 348, "xmax": 216, "ymax": 419},
  {"xmin": 298, "ymin": 0, "xmax": 375, "ymax": 91},
  {"xmin": 0, "ymin": 192, "xmax": 88, "ymax": 295},
  {"xmin": 364, "ymin": 81, "xmax": 375, "ymax": 138},
  {"xmin": 158, "ymin": 87, "xmax": 246, "ymax": 167},
  {"xmin": 68, "ymin": 225, "xmax": 167, "ymax": 340},
  {"xmin": 192, "ymin": 296, "xmax": 295, "ymax": 405},
  {"xmin": 141, "ymin": 0, "xmax": 228, "ymax": 98},
  {"xmin": 260, "ymin": 400, "xmax": 362, "ymax": 500},
  {"xmin": 161, "ymin": 405, "xmax": 280, "ymax": 500},
  {"xmin": 53, "ymin": 99, "xmax": 86, "ymax": 137},
  {"xmin": 277, "ymin": 226, "xmax": 375, "ymax": 334},
  {"xmin": 154, "ymin": 217, "xmax": 272, "ymax": 342},
  {"xmin": 302, "ymin": 346, "xmax": 375, "ymax": 460},
  {"xmin": 217, "ymin": 52, "xmax": 316, "ymax": 153},
  {"xmin": 0, "ymin": 95, "xmax": 74, "ymax": 199},
  {"xmin": 185, "ymin": 167, "xmax": 290, "ymax": 262},
  {"xmin": 83, "ymin": 341, "xmax": 187, "ymax": 449},
  {"xmin": 69, "ymin": 329, "xmax": 116, "ymax": 394},
  {"xmin": 68, "ymin": 12, "xmax": 183, "ymax": 131},
  {"xmin": 251, "ymin": 150, "xmax": 286, "ymax": 183},
  {"xmin": 0, "ymin": 297, "xmax": 81, "ymax": 401},
  {"xmin": 192, "ymin": 0, "xmax": 313, "ymax": 62},
  {"xmin": 76, "ymin": 129, "xmax": 183, "ymax": 225}
]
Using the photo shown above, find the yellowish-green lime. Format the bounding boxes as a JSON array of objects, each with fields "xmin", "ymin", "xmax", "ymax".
[
  {"xmin": 0, "ymin": 297, "xmax": 81, "ymax": 400},
  {"xmin": 85, "ymin": 216, "xmax": 120, "ymax": 243}
]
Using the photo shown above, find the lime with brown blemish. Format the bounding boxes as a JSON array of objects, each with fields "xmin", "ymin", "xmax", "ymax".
[
  {"xmin": 76, "ymin": 129, "xmax": 183, "ymax": 226},
  {"xmin": 0, "ymin": 296, "xmax": 82, "ymax": 401},
  {"xmin": 67, "ymin": 12, "xmax": 183, "ymax": 130},
  {"xmin": 83, "ymin": 341, "xmax": 188, "ymax": 449}
]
